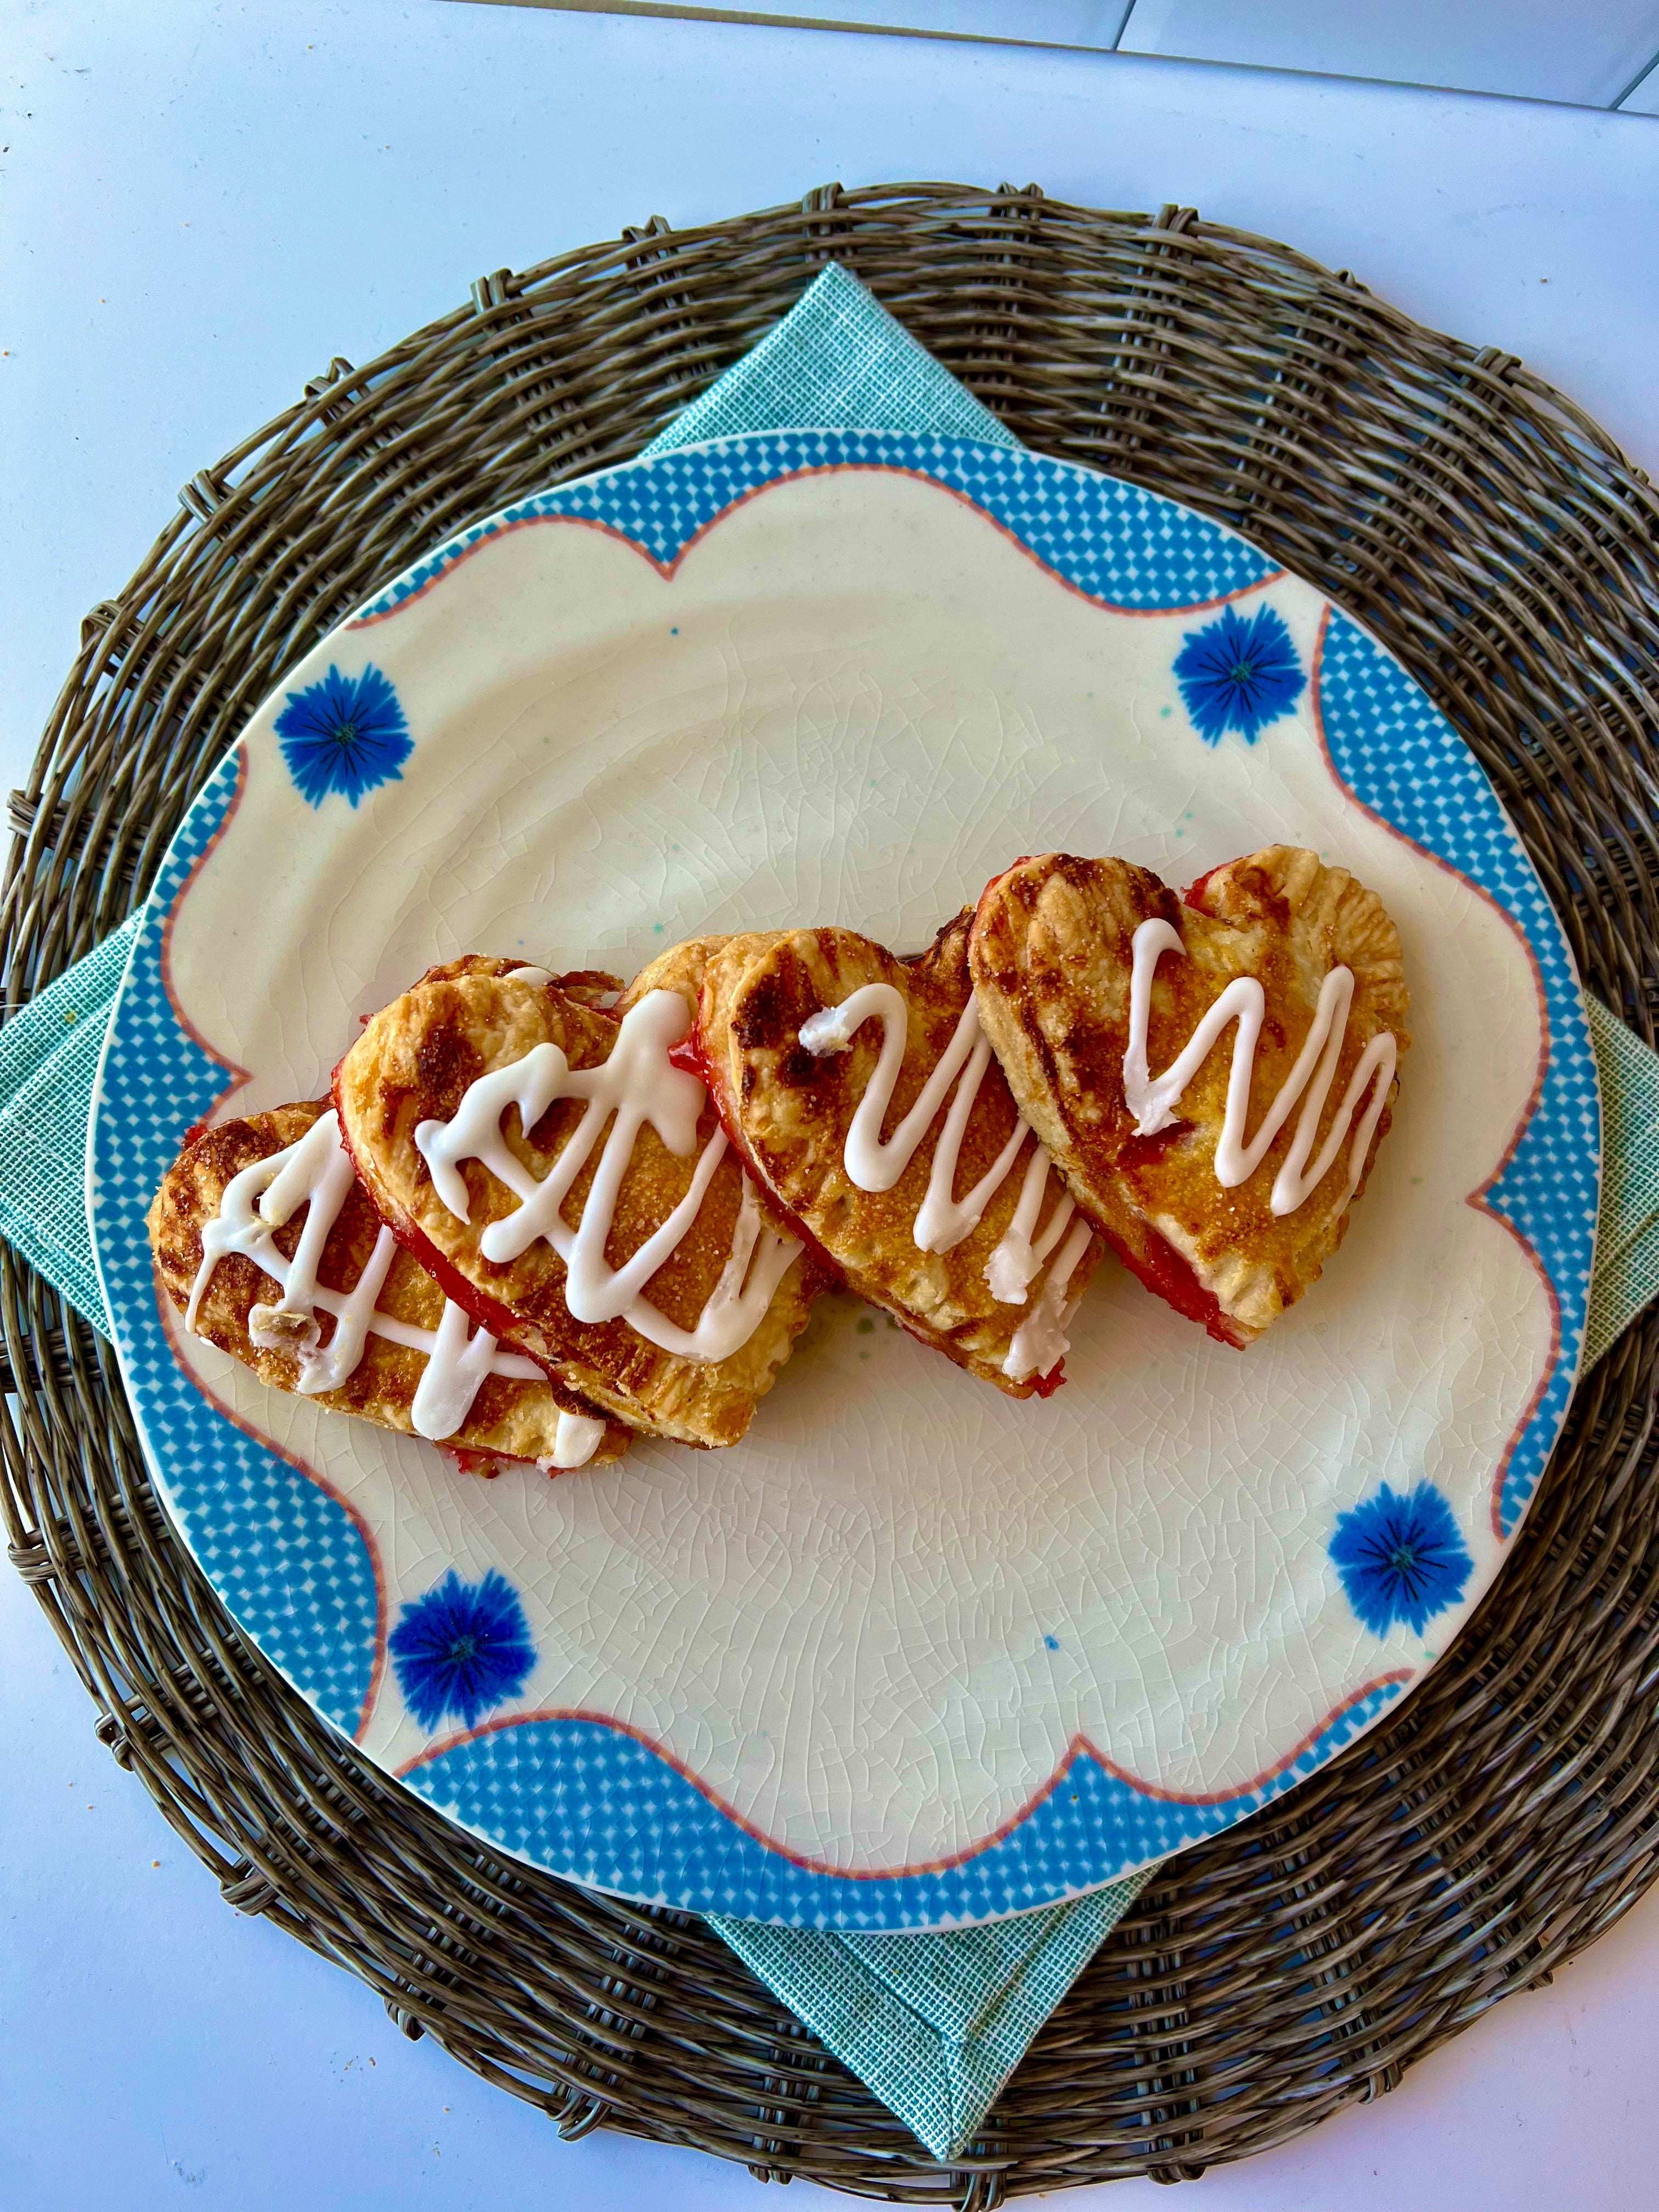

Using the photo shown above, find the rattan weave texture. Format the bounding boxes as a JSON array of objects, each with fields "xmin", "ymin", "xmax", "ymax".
[{"xmin": 5, "ymin": 183, "xmax": 1659, "ymax": 2203}]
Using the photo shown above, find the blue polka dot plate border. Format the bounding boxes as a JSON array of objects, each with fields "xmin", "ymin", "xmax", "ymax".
[{"xmin": 87, "ymin": 431, "xmax": 1598, "ymax": 1929}]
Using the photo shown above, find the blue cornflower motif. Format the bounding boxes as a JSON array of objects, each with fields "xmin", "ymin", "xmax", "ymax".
[
  {"xmin": 389, "ymin": 1568, "xmax": 536, "ymax": 1732},
  {"xmin": 1329, "ymin": 1482, "xmax": 1474, "ymax": 1638},
  {"xmin": 274, "ymin": 662, "xmax": 413, "ymax": 808},
  {"xmin": 1173, "ymin": 603, "xmax": 1306, "ymax": 745}
]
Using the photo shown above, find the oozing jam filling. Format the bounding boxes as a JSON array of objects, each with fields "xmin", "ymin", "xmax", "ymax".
[
  {"xmin": 1182, "ymin": 866, "xmax": 1222, "ymax": 910},
  {"xmin": 1102, "ymin": 1220, "xmax": 1247, "ymax": 1350}
]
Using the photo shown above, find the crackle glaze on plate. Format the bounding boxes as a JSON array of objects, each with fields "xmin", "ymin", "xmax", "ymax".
[{"xmin": 89, "ymin": 431, "xmax": 1600, "ymax": 1929}]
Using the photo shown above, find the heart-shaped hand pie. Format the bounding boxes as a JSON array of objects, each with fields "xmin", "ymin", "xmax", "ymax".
[
  {"xmin": 150, "ymin": 1097, "xmax": 630, "ymax": 1470},
  {"xmin": 695, "ymin": 911, "xmax": 1104, "ymax": 1395},
  {"xmin": 969, "ymin": 848, "xmax": 1410, "ymax": 1346},
  {"xmin": 334, "ymin": 950, "xmax": 819, "ymax": 1448}
]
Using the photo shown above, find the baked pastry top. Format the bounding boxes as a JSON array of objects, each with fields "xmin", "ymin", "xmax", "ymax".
[
  {"xmin": 150, "ymin": 838, "xmax": 1412, "ymax": 1481},
  {"xmin": 149, "ymin": 1097, "xmax": 630, "ymax": 1469},
  {"xmin": 968, "ymin": 847, "xmax": 1410, "ymax": 1345},
  {"xmin": 333, "ymin": 949, "xmax": 819, "ymax": 1448},
  {"xmin": 696, "ymin": 910, "xmax": 1104, "ymax": 1395}
]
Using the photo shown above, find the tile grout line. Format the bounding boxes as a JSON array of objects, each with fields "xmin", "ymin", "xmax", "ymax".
[
  {"xmin": 446, "ymin": 0, "xmax": 1130, "ymax": 58},
  {"xmin": 1611, "ymin": 45, "xmax": 1659, "ymax": 109},
  {"xmin": 445, "ymin": 1, "xmax": 1659, "ymax": 117}
]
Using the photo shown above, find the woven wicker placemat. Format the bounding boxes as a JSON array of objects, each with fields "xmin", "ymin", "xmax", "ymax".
[{"xmin": 5, "ymin": 182, "xmax": 1659, "ymax": 2203}]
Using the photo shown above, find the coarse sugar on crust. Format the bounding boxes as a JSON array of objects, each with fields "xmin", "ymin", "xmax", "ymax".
[
  {"xmin": 334, "ymin": 952, "xmax": 819, "ymax": 1448},
  {"xmin": 969, "ymin": 847, "xmax": 1410, "ymax": 1345},
  {"xmin": 148, "ymin": 1097, "xmax": 630, "ymax": 1467},
  {"xmin": 696, "ymin": 910, "xmax": 1104, "ymax": 1395}
]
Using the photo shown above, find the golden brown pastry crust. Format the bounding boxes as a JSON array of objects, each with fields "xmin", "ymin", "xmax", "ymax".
[
  {"xmin": 968, "ymin": 848, "xmax": 1410, "ymax": 1345},
  {"xmin": 334, "ymin": 953, "xmax": 819, "ymax": 1448},
  {"xmin": 148, "ymin": 1099, "xmax": 631, "ymax": 1467},
  {"xmin": 556, "ymin": 969, "xmax": 627, "ymax": 1009},
  {"xmin": 617, "ymin": 938, "xmax": 733, "ymax": 1013},
  {"xmin": 696, "ymin": 911, "xmax": 1104, "ymax": 1395}
]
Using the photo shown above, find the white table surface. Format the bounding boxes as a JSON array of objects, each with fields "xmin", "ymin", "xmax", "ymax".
[{"xmin": 4, "ymin": 5, "xmax": 1657, "ymax": 2205}]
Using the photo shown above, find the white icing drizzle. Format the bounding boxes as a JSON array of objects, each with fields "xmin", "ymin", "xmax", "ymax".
[
  {"xmin": 800, "ymin": 990, "xmax": 1032, "ymax": 1256},
  {"xmin": 985, "ymin": 1147, "xmax": 1078, "ymax": 1307},
  {"xmin": 184, "ymin": 1109, "xmax": 545, "ymax": 1442},
  {"xmin": 409, "ymin": 1294, "xmax": 505, "ymax": 1438},
  {"xmin": 1124, "ymin": 917, "xmax": 1399, "ymax": 1217},
  {"xmin": 1005, "ymin": 1215, "xmax": 1096, "ymax": 1383},
  {"xmin": 798, "ymin": 982, "xmax": 1085, "ymax": 1378},
  {"xmin": 542, "ymin": 1410, "xmax": 608, "ymax": 1471},
  {"xmin": 415, "ymin": 989, "xmax": 800, "ymax": 1364}
]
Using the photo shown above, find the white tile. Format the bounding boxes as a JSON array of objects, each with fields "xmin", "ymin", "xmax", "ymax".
[
  {"xmin": 1118, "ymin": 0, "xmax": 1659, "ymax": 108},
  {"xmin": 623, "ymin": 1, "xmax": 1137, "ymax": 47},
  {"xmin": 1621, "ymin": 55, "xmax": 1659, "ymax": 109}
]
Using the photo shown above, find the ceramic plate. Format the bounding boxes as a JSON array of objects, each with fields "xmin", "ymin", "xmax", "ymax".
[{"xmin": 89, "ymin": 431, "xmax": 1599, "ymax": 1929}]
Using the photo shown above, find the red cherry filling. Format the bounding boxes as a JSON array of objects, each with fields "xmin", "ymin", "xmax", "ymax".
[{"xmin": 1097, "ymin": 1218, "xmax": 1246, "ymax": 1349}]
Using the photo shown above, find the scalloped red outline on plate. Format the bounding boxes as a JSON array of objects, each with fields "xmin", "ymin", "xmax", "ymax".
[
  {"xmin": 394, "ymin": 1668, "xmax": 1413, "ymax": 1883},
  {"xmin": 343, "ymin": 462, "xmax": 1286, "ymax": 633},
  {"xmin": 1307, "ymin": 606, "xmax": 1562, "ymax": 1539},
  {"xmin": 152, "ymin": 1279, "xmax": 390, "ymax": 1743},
  {"xmin": 150, "ymin": 487, "xmax": 1570, "ymax": 1899}
]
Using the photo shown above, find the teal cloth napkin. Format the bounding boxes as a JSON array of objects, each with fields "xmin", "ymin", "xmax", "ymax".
[
  {"xmin": 708, "ymin": 1878, "xmax": 1147, "ymax": 2163},
  {"xmin": 6, "ymin": 262, "xmax": 1659, "ymax": 2162},
  {"xmin": 1581, "ymin": 995, "xmax": 1659, "ymax": 1367},
  {"xmin": 0, "ymin": 909, "xmax": 141, "ymax": 1333}
]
